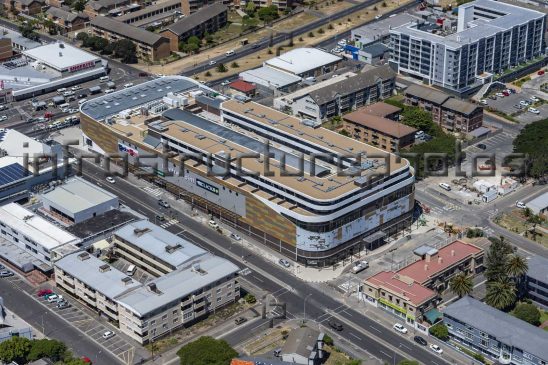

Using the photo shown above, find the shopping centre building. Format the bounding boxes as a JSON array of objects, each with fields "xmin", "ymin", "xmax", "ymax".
[{"xmin": 80, "ymin": 76, "xmax": 415, "ymax": 266}]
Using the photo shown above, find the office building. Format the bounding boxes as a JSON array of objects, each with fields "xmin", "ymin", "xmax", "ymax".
[
  {"xmin": 80, "ymin": 76, "xmax": 416, "ymax": 266},
  {"xmin": 41, "ymin": 177, "xmax": 119, "ymax": 224},
  {"xmin": 389, "ymin": 0, "xmax": 546, "ymax": 94},
  {"xmin": 0, "ymin": 203, "xmax": 81, "ymax": 272},
  {"xmin": 90, "ymin": 16, "xmax": 171, "ymax": 61},
  {"xmin": 351, "ymin": 13, "xmax": 420, "ymax": 48},
  {"xmin": 404, "ymin": 84, "xmax": 483, "ymax": 133},
  {"xmin": 443, "ymin": 296, "xmax": 548, "ymax": 365},
  {"xmin": 161, "ymin": 4, "xmax": 228, "ymax": 52},
  {"xmin": 361, "ymin": 271, "xmax": 437, "ymax": 329},
  {"xmin": 526, "ymin": 256, "xmax": 548, "ymax": 308},
  {"xmin": 274, "ymin": 65, "xmax": 395, "ymax": 122}
]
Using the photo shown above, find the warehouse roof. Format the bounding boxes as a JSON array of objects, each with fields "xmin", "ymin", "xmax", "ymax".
[
  {"xmin": 90, "ymin": 16, "xmax": 167, "ymax": 46},
  {"xmin": 0, "ymin": 203, "xmax": 81, "ymax": 250},
  {"xmin": 23, "ymin": 42, "xmax": 99, "ymax": 71},
  {"xmin": 309, "ymin": 65, "xmax": 395, "ymax": 105},
  {"xmin": 164, "ymin": 3, "xmax": 227, "ymax": 36},
  {"xmin": 116, "ymin": 255, "xmax": 239, "ymax": 316},
  {"xmin": 361, "ymin": 43, "xmax": 390, "ymax": 58},
  {"xmin": 404, "ymin": 84, "xmax": 450, "ymax": 105},
  {"xmin": 41, "ymin": 177, "xmax": 118, "ymax": 215},
  {"xmin": 444, "ymin": 296, "xmax": 548, "ymax": 361},
  {"xmin": 55, "ymin": 251, "xmax": 140, "ymax": 299},
  {"xmin": 343, "ymin": 113, "xmax": 416, "ymax": 138},
  {"xmin": 114, "ymin": 220, "xmax": 207, "ymax": 269},
  {"xmin": 265, "ymin": 48, "xmax": 341, "ymax": 75},
  {"xmin": 526, "ymin": 191, "xmax": 548, "ymax": 214},
  {"xmin": 240, "ymin": 66, "xmax": 302, "ymax": 89}
]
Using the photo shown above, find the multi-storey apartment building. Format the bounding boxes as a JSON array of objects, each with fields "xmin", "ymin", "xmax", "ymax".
[
  {"xmin": 274, "ymin": 65, "xmax": 396, "ymax": 122},
  {"xmin": 444, "ymin": 296, "xmax": 548, "ymax": 365},
  {"xmin": 79, "ymin": 76, "xmax": 416, "ymax": 266},
  {"xmin": 46, "ymin": 7, "xmax": 89, "ymax": 33},
  {"xmin": 161, "ymin": 4, "xmax": 228, "ymax": 52},
  {"xmin": 389, "ymin": 0, "xmax": 546, "ymax": 94},
  {"xmin": 404, "ymin": 84, "xmax": 483, "ymax": 133},
  {"xmin": 525, "ymin": 256, "xmax": 548, "ymax": 309},
  {"xmin": 54, "ymin": 223, "xmax": 239, "ymax": 344},
  {"xmin": 89, "ymin": 16, "xmax": 171, "ymax": 61}
]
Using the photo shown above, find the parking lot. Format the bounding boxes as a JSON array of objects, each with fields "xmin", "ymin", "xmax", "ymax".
[
  {"xmin": 483, "ymin": 88, "xmax": 546, "ymax": 122},
  {"xmin": 0, "ymin": 272, "xmax": 142, "ymax": 364}
]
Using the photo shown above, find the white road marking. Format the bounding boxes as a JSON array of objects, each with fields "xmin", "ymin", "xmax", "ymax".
[
  {"xmin": 349, "ymin": 332, "xmax": 361, "ymax": 340},
  {"xmin": 369, "ymin": 325, "xmax": 381, "ymax": 333}
]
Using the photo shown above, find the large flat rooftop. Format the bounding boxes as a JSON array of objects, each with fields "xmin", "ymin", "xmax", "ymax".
[
  {"xmin": 23, "ymin": 42, "xmax": 100, "ymax": 70},
  {"xmin": 264, "ymin": 48, "xmax": 342, "ymax": 75}
]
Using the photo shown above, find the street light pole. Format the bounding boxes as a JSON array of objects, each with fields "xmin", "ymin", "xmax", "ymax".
[{"xmin": 303, "ymin": 293, "xmax": 312, "ymax": 324}]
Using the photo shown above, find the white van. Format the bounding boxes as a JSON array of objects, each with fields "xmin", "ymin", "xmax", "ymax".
[
  {"xmin": 126, "ymin": 264, "xmax": 136, "ymax": 276},
  {"xmin": 59, "ymin": 103, "xmax": 70, "ymax": 110},
  {"xmin": 439, "ymin": 183, "xmax": 451, "ymax": 191},
  {"xmin": 99, "ymin": 76, "xmax": 110, "ymax": 83},
  {"xmin": 225, "ymin": 50, "xmax": 235, "ymax": 57},
  {"xmin": 78, "ymin": 98, "xmax": 87, "ymax": 105}
]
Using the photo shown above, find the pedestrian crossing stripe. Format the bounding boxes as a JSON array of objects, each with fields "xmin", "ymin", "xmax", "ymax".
[
  {"xmin": 143, "ymin": 186, "xmax": 163, "ymax": 196},
  {"xmin": 160, "ymin": 219, "xmax": 178, "ymax": 228}
]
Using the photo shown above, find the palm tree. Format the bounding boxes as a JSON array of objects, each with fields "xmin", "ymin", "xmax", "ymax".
[
  {"xmin": 506, "ymin": 255, "xmax": 528, "ymax": 279},
  {"xmin": 485, "ymin": 278, "xmax": 516, "ymax": 310},
  {"xmin": 450, "ymin": 273, "xmax": 474, "ymax": 298}
]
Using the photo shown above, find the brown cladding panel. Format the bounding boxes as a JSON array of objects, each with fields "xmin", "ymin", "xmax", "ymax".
[{"xmin": 243, "ymin": 197, "xmax": 296, "ymax": 246}]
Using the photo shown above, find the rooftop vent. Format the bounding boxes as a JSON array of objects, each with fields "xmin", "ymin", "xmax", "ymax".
[
  {"xmin": 121, "ymin": 277, "xmax": 133, "ymax": 285},
  {"xmin": 192, "ymin": 263, "xmax": 207, "ymax": 275},
  {"xmin": 59, "ymin": 43, "xmax": 64, "ymax": 48},
  {"xmin": 165, "ymin": 244, "xmax": 182, "ymax": 254},
  {"xmin": 99, "ymin": 264, "xmax": 110, "ymax": 273},
  {"xmin": 22, "ymin": 214, "xmax": 34, "ymax": 221},
  {"xmin": 195, "ymin": 134, "xmax": 206, "ymax": 140},
  {"xmin": 146, "ymin": 282, "xmax": 163, "ymax": 294},
  {"xmin": 133, "ymin": 228, "xmax": 151, "ymax": 237},
  {"xmin": 77, "ymin": 252, "xmax": 90, "ymax": 261}
]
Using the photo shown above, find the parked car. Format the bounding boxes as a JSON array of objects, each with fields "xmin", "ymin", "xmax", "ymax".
[
  {"xmin": 430, "ymin": 344, "xmax": 443, "ymax": 354},
  {"xmin": 156, "ymin": 214, "xmax": 166, "ymax": 222},
  {"xmin": 37, "ymin": 289, "xmax": 53, "ymax": 297},
  {"xmin": 502, "ymin": 90, "xmax": 510, "ymax": 97},
  {"xmin": 208, "ymin": 220, "xmax": 219, "ymax": 229},
  {"xmin": 234, "ymin": 317, "xmax": 247, "ymax": 325},
  {"xmin": 47, "ymin": 294, "xmax": 59, "ymax": 302},
  {"xmin": 0, "ymin": 105, "xmax": 8, "ymax": 111},
  {"xmin": 71, "ymin": 85, "xmax": 81, "ymax": 91},
  {"xmin": 516, "ymin": 201, "xmax": 527, "ymax": 209},
  {"xmin": 124, "ymin": 83, "xmax": 134, "ymax": 88},
  {"xmin": 104, "ymin": 89, "xmax": 115, "ymax": 94},
  {"xmin": 230, "ymin": 233, "xmax": 241, "ymax": 241},
  {"xmin": 0, "ymin": 270, "xmax": 13, "ymax": 278},
  {"xmin": 57, "ymin": 301, "xmax": 70, "ymax": 309},
  {"xmin": 278, "ymin": 258, "xmax": 291, "ymax": 268},
  {"xmin": 477, "ymin": 143, "xmax": 487, "ymax": 150},
  {"xmin": 528, "ymin": 107, "xmax": 540, "ymax": 114},
  {"xmin": 520, "ymin": 100, "xmax": 530, "ymax": 106},
  {"xmin": 414, "ymin": 336, "xmax": 427, "ymax": 346},
  {"xmin": 538, "ymin": 70, "xmax": 545, "ymax": 75},
  {"xmin": 393, "ymin": 323, "xmax": 408, "ymax": 334},
  {"xmin": 496, "ymin": 92, "xmax": 505, "ymax": 97},
  {"xmin": 351, "ymin": 260, "xmax": 369, "ymax": 274},
  {"xmin": 530, "ymin": 96, "xmax": 540, "ymax": 102},
  {"xmin": 102, "ymin": 331, "xmax": 115, "ymax": 340},
  {"xmin": 479, "ymin": 99, "xmax": 487, "ymax": 105},
  {"xmin": 514, "ymin": 104, "xmax": 523, "ymax": 109},
  {"xmin": 106, "ymin": 176, "xmax": 115, "ymax": 184},
  {"xmin": 77, "ymin": 93, "xmax": 87, "ymax": 99},
  {"xmin": 329, "ymin": 320, "xmax": 343, "ymax": 331},
  {"xmin": 488, "ymin": 95, "xmax": 497, "ymax": 100},
  {"xmin": 208, "ymin": 60, "xmax": 216, "ymax": 65},
  {"xmin": 0, "ymin": 115, "xmax": 7, "ymax": 121},
  {"xmin": 158, "ymin": 199, "xmax": 170, "ymax": 208}
]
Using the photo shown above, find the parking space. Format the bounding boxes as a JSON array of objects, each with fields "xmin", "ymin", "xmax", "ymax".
[
  {"xmin": 464, "ymin": 131, "xmax": 515, "ymax": 168},
  {"xmin": 483, "ymin": 88, "xmax": 545, "ymax": 120},
  {"xmin": 516, "ymin": 103, "xmax": 548, "ymax": 123},
  {"xmin": 110, "ymin": 257, "xmax": 155, "ymax": 284}
]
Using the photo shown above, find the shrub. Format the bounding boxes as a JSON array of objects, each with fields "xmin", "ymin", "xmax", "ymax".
[{"xmin": 429, "ymin": 323, "xmax": 449, "ymax": 341}]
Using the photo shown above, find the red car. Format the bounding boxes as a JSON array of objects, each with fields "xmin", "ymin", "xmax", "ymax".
[
  {"xmin": 538, "ymin": 70, "xmax": 545, "ymax": 76},
  {"xmin": 81, "ymin": 356, "xmax": 92, "ymax": 364},
  {"xmin": 37, "ymin": 289, "xmax": 53, "ymax": 297},
  {"xmin": 503, "ymin": 91, "xmax": 510, "ymax": 96},
  {"xmin": 44, "ymin": 111, "xmax": 54, "ymax": 119}
]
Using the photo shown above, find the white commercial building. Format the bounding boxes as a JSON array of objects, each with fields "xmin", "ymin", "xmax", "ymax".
[
  {"xmin": 41, "ymin": 177, "xmax": 119, "ymax": 224},
  {"xmin": 0, "ymin": 41, "xmax": 108, "ymax": 100},
  {"xmin": 526, "ymin": 192, "xmax": 548, "ymax": 215},
  {"xmin": 264, "ymin": 47, "xmax": 342, "ymax": 78},
  {"xmin": 0, "ymin": 203, "xmax": 81, "ymax": 272}
]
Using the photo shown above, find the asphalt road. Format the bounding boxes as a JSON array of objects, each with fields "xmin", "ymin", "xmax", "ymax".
[
  {"xmin": 0, "ymin": 275, "xmax": 120, "ymax": 364},
  {"xmin": 79, "ymin": 161, "xmax": 450, "ymax": 365}
]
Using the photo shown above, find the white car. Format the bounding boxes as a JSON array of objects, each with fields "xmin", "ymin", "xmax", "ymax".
[
  {"xmin": 124, "ymin": 83, "xmax": 134, "ymax": 88},
  {"xmin": 393, "ymin": 323, "xmax": 408, "ymax": 334},
  {"xmin": 528, "ymin": 107, "xmax": 540, "ymax": 114},
  {"xmin": 530, "ymin": 96, "xmax": 539, "ymax": 102},
  {"xmin": 209, "ymin": 60, "xmax": 216, "ymax": 65},
  {"xmin": 375, "ymin": 14, "xmax": 382, "ymax": 19},
  {"xmin": 430, "ymin": 344, "xmax": 443, "ymax": 354},
  {"xmin": 71, "ymin": 85, "xmax": 81, "ymax": 91},
  {"xmin": 230, "ymin": 233, "xmax": 241, "ymax": 241},
  {"xmin": 68, "ymin": 108, "xmax": 78, "ymax": 114},
  {"xmin": 479, "ymin": 99, "xmax": 487, "ymax": 105},
  {"xmin": 520, "ymin": 100, "xmax": 530, "ymax": 106},
  {"xmin": 104, "ymin": 89, "xmax": 115, "ymax": 94},
  {"xmin": 516, "ymin": 201, "xmax": 526, "ymax": 209},
  {"xmin": 496, "ymin": 92, "xmax": 505, "ymax": 97},
  {"xmin": 352, "ymin": 260, "xmax": 369, "ymax": 274},
  {"xmin": 208, "ymin": 220, "xmax": 219, "ymax": 229},
  {"xmin": 102, "ymin": 331, "xmax": 115, "ymax": 340},
  {"xmin": 106, "ymin": 176, "xmax": 115, "ymax": 184},
  {"xmin": 0, "ymin": 115, "xmax": 7, "ymax": 121}
]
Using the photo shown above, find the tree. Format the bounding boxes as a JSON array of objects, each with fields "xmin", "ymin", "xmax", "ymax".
[
  {"xmin": 205, "ymin": 71, "xmax": 211, "ymax": 77},
  {"xmin": 187, "ymin": 35, "xmax": 201, "ymax": 47},
  {"xmin": 177, "ymin": 336, "xmax": 237, "ymax": 365},
  {"xmin": 449, "ymin": 273, "xmax": 473, "ymax": 298},
  {"xmin": 216, "ymin": 63, "xmax": 227, "ymax": 73},
  {"xmin": 0, "ymin": 337, "xmax": 32, "ymax": 364},
  {"xmin": 146, "ymin": 25, "xmax": 155, "ymax": 32},
  {"xmin": 484, "ymin": 236, "xmax": 513, "ymax": 283},
  {"xmin": 401, "ymin": 107, "xmax": 434, "ymax": 134},
  {"xmin": 512, "ymin": 118, "xmax": 548, "ymax": 178},
  {"xmin": 323, "ymin": 334, "xmax": 333, "ymax": 346},
  {"xmin": 76, "ymin": 32, "xmax": 89, "ymax": 42},
  {"xmin": 231, "ymin": 61, "xmax": 239, "ymax": 68},
  {"xmin": 485, "ymin": 277, "xmax": 516, "ymax": 310},
  {"xmin": 72, "ymin": 0, "xmax": 86, "ymax": 12},
  {"xmin": 514, "ymin": 302, "xmax": 541, "ymax": 325},
  {"xmin": 429, "ymin": 323, "xmax": 449, "ymax": 341},
  {"xmin": 308, "ymin": 31, "xmax": 314, "ymax": 37},
  {"xmin": 506, "ymin": 254, "xmax": 528, "ymax": 279},
  {"xmin": 92, "ymin": 37, "xmax": 109, "ymax": 52},
  {"xmin": 112, "ymin": 39, "xmax": 138, "ymax": 63},
  {"xmin": 27, "ymin": 339, "xmax": 67, "ymax": 362},
  {"xmin": 245, "ymin": 0, "xmax": 256, "ymax": 15},
  {"xmin": 258, "ymin": 5, "xmax": 279, "ymax": 23},
  {"xmin": 18, "ymin": 22, "xmax": 39, "ymax": 41}
]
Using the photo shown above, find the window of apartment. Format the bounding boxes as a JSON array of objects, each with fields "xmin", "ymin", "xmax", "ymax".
[
  {"xmin": 227, "ymin": 291, "xmax": 232, "ymax": 297},
  {"xmin": 161, "ymin": 314, "xmax": 168, "ymax": 321},
  {"xmin": 183, "ymin": 312, "xmax": 193, "ymax": 320},
  {"xmin": 173, "ymin": 318, "xmax": 179, "ymax": 323},
  {"xmin": 150, "ymin": 320, "xmax": 156, "ymax": 326},
  {"xmin": 172, "ymin": 310, "xmax": 178, "ymax": 315},
  {"xmin": 227, "ymin": 283, "xmax": 232, "ymax": 289},
  {"xmin": 216, "ymin": 288, "xmax": 222, "ymax": 295},
  {"xmin": 480, "ymin": 339, "xmax": 488, "ymax": 347},
  {"xmin": 217, "ymin": 297, "xmax": 222, "ymax": 303},
  {"xmin": 162, "ymin": 324, "xmax": 168, "ymax": 329}
]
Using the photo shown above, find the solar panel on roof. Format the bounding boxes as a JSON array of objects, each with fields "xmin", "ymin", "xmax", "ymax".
[{"xmin": 0, "ymin": 163, "xmax": 31, "ymax": 186}]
